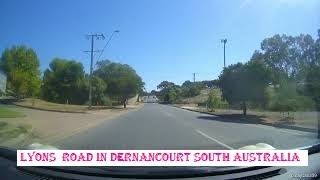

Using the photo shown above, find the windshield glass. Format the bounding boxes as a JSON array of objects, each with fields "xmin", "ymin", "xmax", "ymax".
[{"xmin": 0, "ymin": 0, "xmax": 319, "ymax": 169}]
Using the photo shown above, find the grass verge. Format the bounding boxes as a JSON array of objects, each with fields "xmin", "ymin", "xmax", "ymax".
[
  {"xmin": 0, "ymin": 121, "xmax": 36, "ymax": 147},
  {"xmin": 14, "ymin": 98, "xmax": 140, "ymax": 113},
  {"xmin": 0, "ymin": 107, "xmax": 25, "ymax": 118},
  {"xmin": 14, "ymin": 98, "xmax": 88, "ymax": 113}
]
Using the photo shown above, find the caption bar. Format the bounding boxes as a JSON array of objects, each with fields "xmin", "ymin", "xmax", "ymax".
[{"xmin": 17, "ymin": 150, "xmax": 308, "ymax": 166}]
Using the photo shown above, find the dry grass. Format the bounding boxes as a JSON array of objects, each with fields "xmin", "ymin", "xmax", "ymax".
[
  {"xmin": 175, "ymin": 104, "xmax": 318, "ymax": 130},
  {"xmin": 181, "ymin": 89, "xmax": 210, "ymax": 104},
  {"xmin": 14, "ymin": 96, "xmax": 141, "ymax": 113},
  {"xmin": 14, "ymin": 98, "xmax": 88, "ymax": 113},
  {"xmin": 0, "ymin": 120, "xmax": 35, "ymax": 147}
]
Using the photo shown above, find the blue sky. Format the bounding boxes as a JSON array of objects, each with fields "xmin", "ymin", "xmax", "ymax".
[{"xmin": 0, "ymin": 0, "xmax": 319, "ymax": 91}]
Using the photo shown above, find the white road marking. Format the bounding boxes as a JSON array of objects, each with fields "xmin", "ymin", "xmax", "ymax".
[
  {"xmin": 195, "ymin": 129, "xmax": 234, "ymax": 150},
  {"xmin": 164, "ymin": 112, "xmax": 174, "ymax": 117},
  {"xmin": 246, "ymin": 124, "xmax": 306, "ymax": 136}
]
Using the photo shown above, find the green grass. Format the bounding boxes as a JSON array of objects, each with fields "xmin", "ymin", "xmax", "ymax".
[
  {"xmin": 0, "ymin": 121, "xmax": 8, "ymax": 128},
  {"xmin": 0, "ymin": 107, "xmax": 25, "ymax": 118}
]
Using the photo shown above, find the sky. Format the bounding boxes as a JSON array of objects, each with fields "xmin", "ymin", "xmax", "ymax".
[{"xmin": 0, "ymin": 0, "xmax": 319, "ymax": 91}]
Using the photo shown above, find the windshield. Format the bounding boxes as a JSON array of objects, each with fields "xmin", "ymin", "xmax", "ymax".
[{"xmin": 0, "ymin": 0, "xmax": 319, "ymax": 172}]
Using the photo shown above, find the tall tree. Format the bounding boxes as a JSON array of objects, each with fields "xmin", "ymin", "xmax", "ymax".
[
  {"xmin": 257, "ymin": 33, "xmax": 316, "ymax": 84},
  {"xmin": 91, "ymin": 76, "xmax": 108, "ymax": 106},
  {"xmin": 305, "ymin": 29, "xmax": 320, "ymax": 110},
  {"xmin": 181, "ymin": 80, "xmax": 193, "ymax": 88},
  {"xmin": 42, "ymin": 58, "xmax": 87, "ymax": 104},
  {"xmin": 156, "ymin": 81, "xmax": 180, "ymax": 103},
  {"xmin": 94, "ymin": 60, "xmax": 144, "ymax": 108},
  {"xmin": 0, "ymin": 45, "xmax": 41, "ymax": 98},
  {"xmin": 157, "ymin": 81, "xmax": 176, "ymax": 90},
  {"xmin": 219, "ymin": 60, "xmax": 272, "ymax": 115}
]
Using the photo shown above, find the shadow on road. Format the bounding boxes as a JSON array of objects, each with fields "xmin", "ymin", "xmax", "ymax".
[
  {"xmin": 196, "ymin": 114, "xmax": 318, "ymax": 134},
  {"xmin": 197, "ymin": 114, "xmax": 268, "ymax": 125}
]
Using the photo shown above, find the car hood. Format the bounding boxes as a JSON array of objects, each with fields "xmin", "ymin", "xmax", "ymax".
[
  {"xmin": 27, "ymin": 142, "xmax": 276, "ymax": 150},
  {"xmin": 238, "ymin": 143, "xmax": 276, "ymax": 150},
  {"xmin": 27, "ymin": 143, "xmax": 59, "ymax": 150}
]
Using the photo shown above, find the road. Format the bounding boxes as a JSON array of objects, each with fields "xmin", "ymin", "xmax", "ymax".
[{"xmin": 57, "ymin": 103, "xmax": 319, "ymax": 150}]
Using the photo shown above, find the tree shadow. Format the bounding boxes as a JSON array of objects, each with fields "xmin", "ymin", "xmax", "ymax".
[
  {"xmin": 197, "ymin": 114, "xmax": 269, "ymax": 125},
  {"xmin": 273, "ymin": 117, "xmax": 295, "ymax": 126},
  {"xmin": 196, "ymin": 114, "xmax": 318, "ymax": 133},
  {"xmin": 0, "ymin": 97, "xmax": 19, "ymax": 104}
]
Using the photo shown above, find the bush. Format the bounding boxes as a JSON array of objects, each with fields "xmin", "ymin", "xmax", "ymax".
[
  {"xmin": 101, "ymin": 96, "xmax": 112, "ymax": 106},
  {"xmin": 168, "ymin": 90, "xmax": 177, "ymax": 104},
  {"xmin": 181, "ymin": 85, "xmax": 201, "ymax": 97},
  {"xmin": 266, "ymin": 83, "xmax": 316, "ymax": 112},
  {"xmin": 207, "ymin": 90, "xmax": 228, "ymax": 111}
]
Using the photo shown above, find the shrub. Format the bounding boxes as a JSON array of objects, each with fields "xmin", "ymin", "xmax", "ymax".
[
  {"xmin": 207, "ymin": 90, "xmax": 229, "ymax": 111},
  {"xmin": 101, "ymin": 96, "xmax": 112, "ymax": 106}
]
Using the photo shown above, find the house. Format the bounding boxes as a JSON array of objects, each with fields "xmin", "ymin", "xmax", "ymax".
[
  {"xmin": 142, "ymin": 95, "xmax": 158, "ymax": 103},
  {"xmin": 0, "ymin": 70, "xmax": 6, "ymax": 95}
]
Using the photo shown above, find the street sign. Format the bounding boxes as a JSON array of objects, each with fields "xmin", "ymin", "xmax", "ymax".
[{"xmin": 0, "ymin": 70, "xmax": 6, "ymax": 95}]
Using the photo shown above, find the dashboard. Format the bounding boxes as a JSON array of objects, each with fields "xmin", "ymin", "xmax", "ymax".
[{"xmin": 1, "ymin": 152, "xmax": 319, "ymax": 180}]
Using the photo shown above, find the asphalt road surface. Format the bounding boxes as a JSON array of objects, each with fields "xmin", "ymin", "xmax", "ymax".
[{"xmin": 57, "ymin": 103, "xmax": 319, "ymax": 150}]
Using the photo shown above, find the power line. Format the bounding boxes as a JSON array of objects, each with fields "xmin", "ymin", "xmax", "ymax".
[{"xmin": 96, "ymin": 30, "xmax": 120, "ymax": 62}]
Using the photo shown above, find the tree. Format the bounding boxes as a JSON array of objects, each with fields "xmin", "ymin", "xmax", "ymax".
[
  {"xmin": 156, "ymin": 81, "xmax": 181, "ymax": 103},
  {"xmin": 164, "ymin": 89, "xmax": 177, "ymax": 104},
  {"xmin": 219, "ymin": 60, "xmax": 272, "ymax": 115},
  {"xmin": 157, "ymin": 81, "xmax": 176, "ymax": 90},
  {"xmin": 150, "ymin": 90, "xmax": 158, "ymax": 95},
  {"xmin": 207, "ymin": 89, "xmax": 228, "ymax": 112},
  {"xmin": 42, "ymin": 58, "xmax": 87, "ymax": 104},
  {"xmin": 94, "ymin": 60, "xmax": 144, "ymax": 108},
  {"xmin": 304, "ymin": 29, "xmax": 320, "ymax": 110},
  {"xmin": 202, "ymin": 80, "xmax": 219, "ymax": 88},
  {"xmin": 181, "ymin": 85, "xmax": 201, "ymax": 97},
  {"xmin": 267, "ymin": 82, "xmax": 315, "ymax": 115},
  {"xmin": 182, "ymin": 80, "xmax": 193, "ymax": 88},
  {"xmin": 255, "ymin": 33, "xmax": 317, "ymax": 84},
  {"xmin": 91, "ymin": 76, "xmax": 108, "ymax": 106},
  {"xmin": 304, "ymin": 62, "xmax": 320, "ymax": 138},
  {"xmin": 0, "ymin": 45, "xmax": 41, "ymax": 98},
  {"xmin": 180, "ymin": 80, "xmax": 201, "ymax": 97}
]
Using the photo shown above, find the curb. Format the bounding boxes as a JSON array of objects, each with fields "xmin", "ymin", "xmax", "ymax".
[
  {"xmin": 170, "ymin": 105, "xmax": 217, "ymax": 116},
  {"xmin": 171, "ymin": 105, "xmax": 318, "ymax": 134},
  {"xmin": 14, "ymin": 102, "xmax": 143, "ymax": 114}
]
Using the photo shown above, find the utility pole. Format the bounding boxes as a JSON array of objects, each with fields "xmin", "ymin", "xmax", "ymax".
[
  {"xmin": 85, "ymin": 33, "xmax": 105, "ymax": 109},
  {"xmin": 193, "ymin": 73, "xmax": 196, "ymax": 83},
  {"xmin": 221, "ymin": 38, "xmax": 227, "ymax": 68}
]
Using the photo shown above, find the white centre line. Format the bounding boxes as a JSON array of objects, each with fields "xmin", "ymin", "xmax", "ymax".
[
  {"xmin": 164, "ymin": 112, "xmax": 174, "ymax": 117},
  {"xmin": 195, "ymin": 129, "xmax": 234, "ymax": 150}
]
